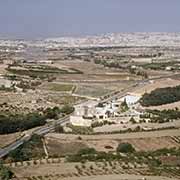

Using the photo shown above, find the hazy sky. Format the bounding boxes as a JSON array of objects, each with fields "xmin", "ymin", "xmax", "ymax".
[{"xmin": 0, "ymin": 0, "xmax": 180, "ymax": 39}]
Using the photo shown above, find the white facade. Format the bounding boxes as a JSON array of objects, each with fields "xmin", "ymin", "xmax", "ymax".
[
  {"xmin": 70, "ymin": 116, "xmax": 92, "ymax": 127},
  {"xmin": 119, "ymin": 93, "xmax": 141, "ymax": 106}
]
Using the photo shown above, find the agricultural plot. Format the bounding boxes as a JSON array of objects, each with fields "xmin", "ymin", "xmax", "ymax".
[
  {"xmin": 75, "ymin": 82, "xmax": 133, "ymax": 98},
  {"xmin": 40, "ymin": 83, "xmax": 75, "ymax": 92},
  {"xmin": 45, "ymin": 130, "xmax": 180, "ymax": 156},
  {"xmin": 10, "ymin": 159, "xmax": 180, "ymax": 180}
]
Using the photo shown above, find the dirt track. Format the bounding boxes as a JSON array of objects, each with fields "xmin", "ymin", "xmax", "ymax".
[
  {"xmin": 45, "ymin": 129, "xmax": 180, "ymax": 154},
  {"xmin": 46, "ymin": 129, "xmax": 180, "ymax": 140},
  {"xmin": 66, "ymin": 174, "xmax": 178, "ymax": 180}
]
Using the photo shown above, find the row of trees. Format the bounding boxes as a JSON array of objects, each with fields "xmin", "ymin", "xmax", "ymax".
[
  {"xmin": 0, "ymin": 112, "xmax": 46, "ymax": 134},
  {"xmin": 140, "ymin": 85, "xmax": 180, "ymax": 106},
  {"xmin": 94, "ymin": 59, "xmax": 128, "ymax": 69},
  {"xmin": 129, "ymin": 68, "xmax": 148, "ymax": 79},
  {"xmin": 43, "ymin": 105, "xmax": 74, "ymax": 119},
  {"xmin": 147, "ymin": 108, "xmax": 180, "ymax": 123},
  {"xmin": 0, "ymin": 105, "xmax": 74, "ymax": 134}
]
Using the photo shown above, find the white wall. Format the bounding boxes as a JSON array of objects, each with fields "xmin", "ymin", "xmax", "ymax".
[{"xmin": 70, "ymin": 116, "xmax": 92, "ymax": 127}]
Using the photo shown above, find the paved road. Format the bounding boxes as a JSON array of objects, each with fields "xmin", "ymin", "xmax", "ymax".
[
  {"xmin": 0, "ymin": 73, "xmax": 180, "ymax": 159},
  {"xmin": 0, "ymin": 135, "xmax": 31, "ymax": 158},
  {"xmin": 100, "ymin": 73, "xmax": 180, "ymax": 104},
  {"xmin": 0, "ymin": 116, "xmax": 70, "ymax": 158}
]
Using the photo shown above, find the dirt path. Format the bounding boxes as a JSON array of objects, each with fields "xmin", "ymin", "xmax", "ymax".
[
  {"xmin": 66, "ymin": 174, "xmax": 177, "ymax": 180},
  {"xmin": 46, "ymin": 129, "xmax": 180, "ymax": 141}
]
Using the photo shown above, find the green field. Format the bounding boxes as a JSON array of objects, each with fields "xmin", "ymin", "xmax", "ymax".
[{"xmin": 43, "ymin": 83, "xmax": 74, "ymax": 92}]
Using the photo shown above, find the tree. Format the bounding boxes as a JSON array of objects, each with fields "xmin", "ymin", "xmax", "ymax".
[
  {"xmin": 60, "ymin": 105, "xmax": 74, "ymax": 114},
  {"xmin": 44, "ymin": 107, "xmax": 59, "ymax": 119},
  {"xmin": 97, "ymin": 103, "xmax": 104, "ymax": 107},
  {"xmin": 120, "ymin": 99, "xmax": 129, "ymax": 112},
  {"xmin": 129, "ymin": 117, "xmax": 136, "ymax": 124},
  {"xmin": 77, "ymin": 148, "xmax": 97, "ymax": 155},
  {"xmin": 116, "ymin": 143, "xmax": 135, "ymax": 153},
  {"xmin": 0, "ymin": 112, "xmax": 46, "ymax": 134},
  {"xmin": 0, "ymin": 161, "xmax": 13, "ymax": 180},
  {"xmin": 140, "ymin": 85, "xmax": 180, "ymax": 106},
  {"xmin": 54, "ymin": 125, "xmax": 64, "ymax": 133}
]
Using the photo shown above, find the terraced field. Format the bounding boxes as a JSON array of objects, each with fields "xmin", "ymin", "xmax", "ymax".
[{"xmin": 10, "ymin": 159, "xmax": 180, "ymax": 180}]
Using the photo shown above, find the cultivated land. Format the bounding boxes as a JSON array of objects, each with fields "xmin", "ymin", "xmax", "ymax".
[
  {"xmin": 2, "ymin": 33, "xmax": 180, "ymax": 179},
  {"xmin": 12, "ymin": 163, "xmax": 179, "ymax": 180},
  {"xmin": 45, "ymin": 129, "xmax": 180, "ymax": 155},
  {"xmin": 39, "ymin": 82, "xmax": 74, "ymax": 92}
]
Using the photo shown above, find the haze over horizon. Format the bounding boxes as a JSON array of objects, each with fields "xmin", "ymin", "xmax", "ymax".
[{"xmin": 0, "ymin": 0, "xmax": 180, "ymax": 39}]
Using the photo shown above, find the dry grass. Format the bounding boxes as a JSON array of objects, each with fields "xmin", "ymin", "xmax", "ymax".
[
  {"xmin": 45, "ymin": 129, "xmax": 180, "ymax": 155},
  {"xmin": 45, "ymin": 138, "xmax": 88, "ymax": 156},
  {"xmin": 133, "ymin": 78, "xmax": 180, "ymax": 95},
  {"xmin": 11, "ymin": 161, "xmax": 179, "ymax": 180},
  {"xmin": 0, "ymin": 132, "xmax": 21, "ymax": 148}
]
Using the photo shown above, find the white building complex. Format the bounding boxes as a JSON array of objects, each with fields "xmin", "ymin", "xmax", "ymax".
[{"xmin": 70, "ymin": 93, "xmax": 142, "ymax": 127}]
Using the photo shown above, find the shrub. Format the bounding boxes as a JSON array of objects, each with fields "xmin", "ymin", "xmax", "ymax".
[
  {"xmin": 0, "ymin": 161, "xmax": 14, "ymax": 180},
  {"xmin": 0, "ymin": 112, "xmax": 46, "ymax": 134},
  {"xmin": 77, "ymin": 148, "xmax": 97, "ymax": 155},
  {"xmin": 116, "ymin": 143, "xmax": 135, "ymax": 153},
  {"xmin": 54, "ymin": 125, "xmax": 64, "ymax": 133}
]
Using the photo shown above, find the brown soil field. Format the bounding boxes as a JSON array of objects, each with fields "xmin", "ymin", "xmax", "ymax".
[
  {"xmin": 45, "ymin": 129, "xmax": 180, "ymax": 156},
  {"xmin": 12, "ymin": 162, "xmax": 79, "ymax": 179},
  {"xmin": 63, "ymin": 174, "xmax": 178, "ymax": 180},
  {"xmin": 46, "ymin": 139, "xmax": 88, "ymax": 156},
  {"xmin": 133, "ymin": 78, "xmax": 180, "ymax": 95},
  {"xmin": 74, "ymin": 81, "xmax": 134, "ymax": 97},
  {"xmin": 11, "ymin": 161, "xmax": 179, "ymax": 180},
  {"xmin": 52, "ymin": 60, "xmax": 117, "ymax": 74},
  {"xmin": 52, "ymin": 60, "xmax": 141, "ymax": 82}
]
